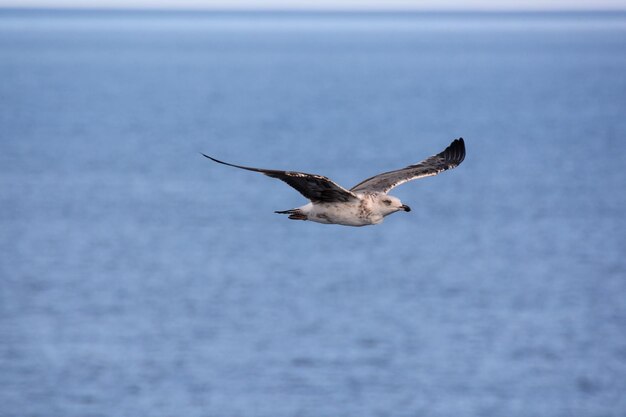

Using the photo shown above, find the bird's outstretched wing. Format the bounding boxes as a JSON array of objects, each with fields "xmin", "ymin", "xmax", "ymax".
[
  {"xmin": 202, "ymin": 154, "xmax": 358, "ymax": 203},
  {"xmin": 350, "ymin": 138, "xmax": 466, "ymax": 194}
]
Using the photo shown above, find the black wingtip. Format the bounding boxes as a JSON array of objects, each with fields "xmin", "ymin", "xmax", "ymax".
[
  {"xmin": 200, "ymin": 153, "xmax": 228, "ymax": 165},
  {"xmin": 444, "ymin": 137, "xmax": 466, "ymax": 165}
]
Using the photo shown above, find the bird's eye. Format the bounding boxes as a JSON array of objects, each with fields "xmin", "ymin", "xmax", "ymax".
[{"xmin": 383, "ymin": 199, "xmax": 391, "ymax": 205}]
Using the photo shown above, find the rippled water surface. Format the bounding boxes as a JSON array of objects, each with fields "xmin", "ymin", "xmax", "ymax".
[{"xmin": 1, "ymin": 10, "xmax": 626, "ymax": 417}]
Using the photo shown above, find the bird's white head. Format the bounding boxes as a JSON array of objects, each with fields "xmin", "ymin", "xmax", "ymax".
[{"xmin": 375, "ymin": 194, "xmax": 411, "ymax": 216}]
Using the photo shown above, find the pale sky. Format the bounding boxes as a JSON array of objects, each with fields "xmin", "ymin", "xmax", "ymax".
[{"xmin": 2, "ymin": 0, "xmax": 626, "ymax": 10}]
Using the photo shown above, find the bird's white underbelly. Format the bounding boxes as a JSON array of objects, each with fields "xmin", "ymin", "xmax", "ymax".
[{"xmin": 305, "ymin": 201, "xmax": 382, "ymax": 226}]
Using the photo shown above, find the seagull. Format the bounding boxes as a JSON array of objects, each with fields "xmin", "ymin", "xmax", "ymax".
[{"xmin": 202, "ymin": 138, "xmax": 465, "ymax": 227}]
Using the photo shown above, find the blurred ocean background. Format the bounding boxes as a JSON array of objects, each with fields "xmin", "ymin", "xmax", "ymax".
[{"xmin": 1, "ymin": 9, "xmax": 626, "ymax": 417}]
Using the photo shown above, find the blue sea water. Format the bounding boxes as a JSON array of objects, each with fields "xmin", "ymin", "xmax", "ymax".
[{"xmin": 1, "ymin": 9, "xmax": 626, "ymax": 417}]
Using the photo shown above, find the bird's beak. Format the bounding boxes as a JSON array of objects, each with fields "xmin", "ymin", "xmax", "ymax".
[{"xmin": 401, "ymin": 204, "xmax": 411, "ymax": 212}]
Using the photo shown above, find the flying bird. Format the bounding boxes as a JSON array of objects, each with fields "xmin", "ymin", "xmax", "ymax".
[{"xmin": 202, "ymin": 138, "xmax": 465, "ymax": 227}]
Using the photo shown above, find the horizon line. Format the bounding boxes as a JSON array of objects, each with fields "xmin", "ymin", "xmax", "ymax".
[{"xmin": 2, "ymin": 5, "xmax": 626, "ymax": 13}]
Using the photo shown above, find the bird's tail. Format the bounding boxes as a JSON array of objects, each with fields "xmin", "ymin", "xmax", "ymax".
[{"xmin": 275, "ymin": 208, "xmax": 307, "ymax": 221}]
